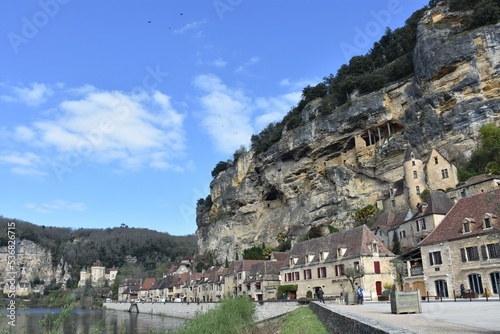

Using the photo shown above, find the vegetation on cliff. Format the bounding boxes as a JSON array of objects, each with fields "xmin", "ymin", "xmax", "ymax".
[
  {"xmin": 0, "ymin": 218, "xmax": 197, "ymax": 284},
  {"xmin": 457, "ymin": 123, "xmax": 500, "ymax": 181}
]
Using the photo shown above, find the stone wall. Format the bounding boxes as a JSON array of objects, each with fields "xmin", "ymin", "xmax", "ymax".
[
  {"xmin": 309, "ymin": 302, "xmax": 408, "ymax": 334},
  {"xmin": 104, "ymin": 300, "xmax": 301, "ymax": 322}
]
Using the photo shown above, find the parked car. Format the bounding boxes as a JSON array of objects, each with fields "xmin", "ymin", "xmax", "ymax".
[
  {"xmin": 105, "ymin": 298, "xmax": 111, "ymax": 303},
  {"xmin": 173, "ymin": 298, "xmax": 182, "ymax": 303}
]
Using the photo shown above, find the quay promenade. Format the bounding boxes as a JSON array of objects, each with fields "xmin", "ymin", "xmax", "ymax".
[{"xmin": 317, "ymin": 298, "xmax": 500, "ymax": 334}]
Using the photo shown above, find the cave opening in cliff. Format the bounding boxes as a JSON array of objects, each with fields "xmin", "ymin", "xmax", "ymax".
[{"xmin": 265, "ymin": 186, "xmax": 283, "ymax": 201}]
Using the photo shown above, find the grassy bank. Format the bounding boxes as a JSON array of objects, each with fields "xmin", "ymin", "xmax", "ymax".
[{"xmin": 173, "ymin": 298, "xmax": 328, "ymax": 334}]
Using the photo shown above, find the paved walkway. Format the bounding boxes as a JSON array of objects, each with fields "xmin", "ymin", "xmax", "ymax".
[{"xmin": 324, "ymin": 299, "xmax": 500, "ymax": 334}]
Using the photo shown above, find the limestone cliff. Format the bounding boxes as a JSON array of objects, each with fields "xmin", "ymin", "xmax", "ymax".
[
  {"xmin": 196, "ymin": 6, "xmax": 500, "ymax": 263},
  {"xmin": 0, "ymin": 239, "xmax": 71, "ymax": 295}
]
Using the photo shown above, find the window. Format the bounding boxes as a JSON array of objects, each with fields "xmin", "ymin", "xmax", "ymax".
[
  {"xmin": 435, "ymin": 280, "xmax": 448, "ymax": 297},
  {"xmin": 441, "ymin": 169, "xmax": 449, "ymax": 179},
  {"xmin": 391, "ymin": 199, "xmax": 396, "ymax": 208},
  {"xmin": 465, "ymin": 246, "xmax": 480, "ymax": 261},
  {"xmin": 354, "ymin": 261, "xmax": 360, "ymax": 272},
  {"xmin": 468, "ymin": 274, "xmax": 483, "ymax": 294},
  {"xmin": 374, "ymin": 261, "xmax": 381, "ymax": 274},
  {"xmin": 303, "ymin": 269, "xmax": 312, "ymax": 280},
  {"xmin": 334, "ymin": 265, "xmax": 344, "ymax": 277},
  {"xmin": 416, "ymin": 218, "xmax": 426, "ymax": 231},
  {"xmin": 484, "ymin": 214, "xmax": 493, "ymax": 229},
  {"xmin": 399, "ymin": 230, "xmax": 406, "ymax": 239},
  {"xmin": 491, "ymin": 272, "xmax": 500, "ymax": 294},
  {"xmin": 416, "ymin": 186, "xmax": 420, "ymax": 195},
  {"xmin": 294, "ymin": 272, "xmax": 300, "ymax": 281},
  {"xmin": 429, "ymin": 251, "xmax": 442, "ymax": 266},
  {"xmin": 463, "ymin": 220, "xmax": 471, "ymax": 233},
  {"xmin": 487, "ymin": 243, "xmax": 500, "ymax": 259},
  {"xmin": 434, "ymin": 157, "xmax": 439, "ymax": 164},
  {"xmin": 413, "ymin": 171, "xmax": 418, "ymax": 179},
  {"xmin": 317, "ymin": 267, "xmax": 327, "ymax": 278}
]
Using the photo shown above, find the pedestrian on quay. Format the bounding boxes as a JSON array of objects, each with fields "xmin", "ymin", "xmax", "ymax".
[
  {"xmin": 317, "ymin": 287, "xmax": 325, "ymax": 303},
  {"xmin": 357, "ymin": 285, "xmax": 364, "ymax": 305}
]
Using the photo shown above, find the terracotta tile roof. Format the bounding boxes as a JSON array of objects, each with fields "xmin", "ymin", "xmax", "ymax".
[
  {"xmin": 288, "ymin": 225, "xmax": 393, "ymax": 266},
  {"xmin": 140, "ymin": 278, "xmax": 156, "ymax": 290},
  {"xmin": 419, "ymin": 189, "xmax": 500, "ymax": 246}
]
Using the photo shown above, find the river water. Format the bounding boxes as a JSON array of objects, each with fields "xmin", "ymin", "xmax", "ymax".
[{"xmin": 3, "ymin": 308, "xmax": 186, "ymax": 334}]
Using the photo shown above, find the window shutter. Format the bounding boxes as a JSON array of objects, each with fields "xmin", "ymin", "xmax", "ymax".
[
  {"xmin": 416, "ymin": 221, "xmax": 420, "ymax": 232},
  {"xmin": 495, "ymin": 243, "xmax": 500, "ymax": 257},
  {"xmin": 429, "ymin": 252, "xmax": 434, "ymax": 266},
  {"xmin": 460, "ymin": 248, "xmax": 467, "ymax": 262},
  {"xmin": 436, "ymin": 252, "xmax": 442, "ymax": 264},
  {"xmin": 374, "ymin": 261, "xmax": 380, "ymax": 274},
  {"xmin": 481, "ymin": 245, "xmax": 488, "ymax": 260},
  {"xmin": 473, "ymin": 247, "xmax": 479, "ymax": 261},
  {"xmin": 335, "ymin": 265, "xmax": 338, "ymax": 276}
]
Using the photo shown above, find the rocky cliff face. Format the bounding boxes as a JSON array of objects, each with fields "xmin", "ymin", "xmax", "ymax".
[
  {"xmin": 0, "ymin": 240, "xmax": 71, "ymax": 294},
  {"xmin": 196, "ymin": 7, "xmax": 500, "ymax": 263}
]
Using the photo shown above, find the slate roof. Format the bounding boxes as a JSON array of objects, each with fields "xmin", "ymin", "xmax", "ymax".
[
  {"xmin": 372, "ymin": 210, "xmax": 410, "ymax": 233},
  {"xmin": 270, "ymin": 251, "xmax": 288, "ymax": 262},
  {"xmin": 288, "ymin": 225, "xmax": 394, "ymax": 266},
  {"xmin": 412, "ymin": 190, "xmax": 454, "ymax": 217},
  {"xmin": 419, "ymin": 189, "xmax": 500, "ymax": 246},
  {"xmin": 403, "ymin": 145, "xmax": 421, "ymax": 162}
]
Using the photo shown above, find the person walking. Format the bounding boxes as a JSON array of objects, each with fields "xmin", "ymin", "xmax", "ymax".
[
  {"xmin": 340, "ymin": 288, "xmax": 345, "ymax": 303},
  {"xmin": 460, "ymin": 283, "xmax": 466, "ymax": 298},
  {"xmin": 317, "ymin": 287, "xmax": 325, "ymax": 303},
  {"xmin": 357, "ymin": 286, "xmax": 364, "ymax": 305}
]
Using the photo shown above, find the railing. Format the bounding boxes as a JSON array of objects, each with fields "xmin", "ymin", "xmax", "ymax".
[{"xmin": 410, "ymin": 266, "xmax": 423, "ymax": 276}]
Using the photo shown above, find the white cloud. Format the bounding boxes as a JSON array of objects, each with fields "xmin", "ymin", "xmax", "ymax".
[
  {"xmin": 25, "ymin": 199, "xmax": 87, "ymax": 213},
  {"xmin": 279, "ymin": 77, "xmax": 320, "ymax": 91},
  {"xmin": 173, "ymin": 20, "xmax": 206, "ymax": 34},
  {"xmin": 254, "ymin": 91, "xmax": 301, "ymax": 130},
  {"xmin": 2, "ymin": 82, "xmax": 54, "ymax": 106},
  {"xmin": 5, "ymin": 88, "xmax": 186, "ymax": 174},
  {"xmin": 193, "ymin": 74, "xmax": 254, "ymax": 154},
  {"xmin": 235, "ymin": 56, "xmax": 260, "ymax": 75},
  {"xmin": 212, "ymin": 58, "xmax": 227, "ymax": 68}
]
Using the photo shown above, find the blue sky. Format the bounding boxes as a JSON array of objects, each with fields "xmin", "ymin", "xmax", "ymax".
[{"xmin": 0, "ymin": 0, "xmax": 429, "ymax": 235}]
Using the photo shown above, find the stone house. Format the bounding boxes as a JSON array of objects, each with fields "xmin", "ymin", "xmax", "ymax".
[
  {"xmin": 195, "ymin": 266, "xmax": 227, "ymax": 302},
  {"xmin": 118, "ymin": 278, "xmax": 141, "ymax": 302},
  {"xmin": 78, "ymin": 260, "xmax": 118, "ymax": 287},
  {"xmin": 419, "ymin": 189, "xmax": 500, "ymax": 298},
  {"xmin": 139, "ymin": 278, "xmax": 155, "ymax": 302},
  {"xmin": 390, "ymin": 190, "xmax": 454, "ymax": 254},
  {"xmin": 224, "ymin": 260, "xmax": 266, "ymax": 298},
  {"xmin": 447, "ymin": 174, "xmax": 500, "ymax": 202},
  {"xmin": 380, "ymin": 147, "xmax": 458, "ymax": 212},
  {"xmin": 280, "ymin": 225, "xmax": 396, "ymax": 300},
  {"xmin": 244, "ymin": 260, "xmax": 285, "ymax": 301},
  {"xmin": 372, "ymin": 210, "xmax": 411, "ymax": 249}
]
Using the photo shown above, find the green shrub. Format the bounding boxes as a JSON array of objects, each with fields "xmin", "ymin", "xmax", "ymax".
[{"xmin": 174, "ymin": 297, "xmax": 256, "ymax": 334}]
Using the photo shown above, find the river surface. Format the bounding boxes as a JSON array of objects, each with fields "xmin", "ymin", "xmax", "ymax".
[{"xmin": 3, "ymin": 308, "xmax": 186, "ymax": 334}]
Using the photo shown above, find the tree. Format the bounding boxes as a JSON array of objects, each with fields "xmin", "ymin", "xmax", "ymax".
[
  {"xmin": 344, "ymin": 264, "xmax": 365, "ymax": 292},
  {"xmin": 390, "ymin": 258, "xmax": 406, "ymax": 291},
  {"xmin": 354, "ymin": 204, "xmax": 378, "ymax": 226},
  {"xmin": 392, "ymin": 232, "xmax": 401, "ymax": 255},
  {"xmin": 211, "ymin": 160, "xmax": 233, "ymax": 178}
]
